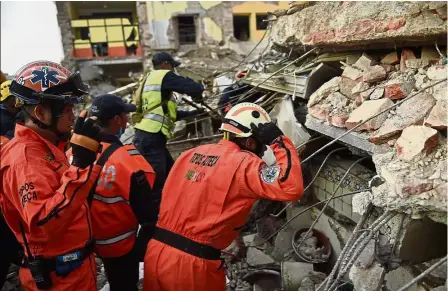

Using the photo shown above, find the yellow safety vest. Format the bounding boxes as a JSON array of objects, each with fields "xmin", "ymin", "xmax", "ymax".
[{"xmin": 134, "ymin": 70, "xmax": 178, "ymax": 138}]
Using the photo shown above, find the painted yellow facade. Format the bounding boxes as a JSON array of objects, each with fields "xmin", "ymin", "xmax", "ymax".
[{"xmin": 232, "ymin": 1, "xmax": 289, "ymax": 41}]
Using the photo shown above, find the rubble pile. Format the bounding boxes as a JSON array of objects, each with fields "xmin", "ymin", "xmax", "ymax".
[{"xmin": 294, "ymin": 233, "xmax": 329, "ymax": 262}]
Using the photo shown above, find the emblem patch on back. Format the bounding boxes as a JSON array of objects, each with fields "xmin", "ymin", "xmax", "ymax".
[{"xmin": 260, "ymin": 165, "xmax": 280, "ymax": 184}]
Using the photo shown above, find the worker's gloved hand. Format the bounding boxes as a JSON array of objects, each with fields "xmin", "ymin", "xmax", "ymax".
[
  {"xmin": 70, "ymin": 110, "xmax": 103, "ymax": 169},
  {"xmin": 250, "ymin": 121, "xmax": 284, "ymax": 145}
]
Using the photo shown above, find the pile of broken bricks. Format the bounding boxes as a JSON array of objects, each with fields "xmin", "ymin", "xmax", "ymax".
[{"xmin": 308, "ymin": 48, "xmax": 447, "ymax": 216}]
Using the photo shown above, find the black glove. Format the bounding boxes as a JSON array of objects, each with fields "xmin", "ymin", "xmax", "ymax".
[
  {"xmin": 70, "ymin": 110, "xmax": 103, "ymax": 169},
  {"xmin": 250, "ymin": 121, "xmax": 284, "ymax": 145}
]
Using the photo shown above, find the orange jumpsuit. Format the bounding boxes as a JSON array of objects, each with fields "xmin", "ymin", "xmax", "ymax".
[
  {"xmin": 0, "ymin": 125, "xmax": 102, "ymax": 291},
  {"xmin": 144, "ymin": 136, "xmax": 304, "ymax": 291}
]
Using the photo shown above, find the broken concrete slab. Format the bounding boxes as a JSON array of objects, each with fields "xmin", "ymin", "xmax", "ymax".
[
  {"xmin": 342, "ymin": 66, "xmax": 363, "ymax": 81},
  {"xmin": 354, "ymin": 54, "xmax": 375, "ymax": 71},
  {"xmin": 370, "ymin": 87, "xmax": 385, "ymax": 100},
  {"xmin": 363, "ymin": 65, "xmax": 387, "ymax": 83},
  {"xmin": 369, "ymin": 92, "xmax": 436, "ymax": 144},
  {"xmin": 400, "ymin": 49, "xmax": 417, "ymax": 72},
  {"xmin": 349, "ymin": 263, "xmax": 386, "ymax": 291},
  {"xmin": 396, "ymin": 125, "xmax": 439, "ymax": 161},
  {"xmin": 424, "ymin": 99, "xmax": 448, "ymax": 131},
  {"xmin": 246, "ymin": 247, "xmax": 275, "ymax": 266},
  {"xmin": 346, "ymin": 99, "xmax": 394, "ymax": 131},
  {"xmin": 355, "ymin": 238, "xmax": 376, "ymax": 269},
  {"xmin": 307, "ymin": 77, "xmax": 341, "ymax": 107},
  {"xmin": 405, "ymin": 59, "xmax": 430, "ymax": 70},
  {"xmin": 381, "ymin": 51, "xmax": 399, "ymax": 65},
  {"xmin": 426, "ymin": 65, "xmax": 448, "ymax": 80}
]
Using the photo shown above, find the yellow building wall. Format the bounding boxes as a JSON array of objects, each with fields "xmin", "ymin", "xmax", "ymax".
[{"xmin": 232, "ymin": 1, "xmax": 290, "ymax": 41}]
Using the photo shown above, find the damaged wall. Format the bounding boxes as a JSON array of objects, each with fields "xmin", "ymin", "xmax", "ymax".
[
  {"xmin": 270, "ymin": 1, "xmax": 447, "ymax": 50},
  {"xmin": 55, "ymin": 1, "xmax": 75, "ymax": 70}
]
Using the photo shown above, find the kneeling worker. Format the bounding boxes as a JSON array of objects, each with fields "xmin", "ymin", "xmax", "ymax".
[
  {"xmin": 143, "ymin": 102, "xmax": 304, "ymax": 291},
  {"xmin": 68, "ymin": 94, "xmax": 157, "ymax": 291}
]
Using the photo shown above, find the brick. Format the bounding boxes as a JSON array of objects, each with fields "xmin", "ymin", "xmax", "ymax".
[
  {"xmin": 363, "ymin": 65, "xmax": 387, "ymax": 83},
  {"xmin": 309, "ymin": 105, "xmax": 330, "ymax": 121},
  {"xmin": 328, "ymin": 113, "xmax": 349, "ymax": 128},
  {"xmin": 396, "ymin": 125, "xmax": 439, "ymax": 161},
  {"xmin": 405, "ymin": 59, "xmax": 430, "ymax": 70},
  {"xmin": 354, "ymin": 54, "xmax": 374, "ymax": 71},
  {"xmin": 369, "ymin": 92, "xmax": 436, "ymax": 144},
  {"xmin": 381, "ymin": 52, "xmax": 399, "ymax": 65},
  {"xmin": 370, "ymin": 87, "xmax": 384, "ymax": 100},
  {"xmin": 400, "ymin": 49, "xmax": 416, "ymax": 72},
  {"xmin": 426, "ymin": 65, "xmax": 447, "ymax": 80},
  {"xmin": 384, "ymin": 79, "xmax": 415, "ymax": 100},
  {"xmin": 424, "ymin": 99, "xmax": 447, "ymax": 131},
  {"xmin": 345, "ymin": 99, "xmax": 394, "ymax": 131},
  {"xmin": 342, "ymin": 66, "xmax": 363, "ymax": 81}
]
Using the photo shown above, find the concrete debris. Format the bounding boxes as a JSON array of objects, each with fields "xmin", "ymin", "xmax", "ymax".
[
  {"xmin": 329, "ymin": 92, "xmax": 348, "ymax": 109},
  {"xmin": 421, "ymin": 46, "xmax": 441, "ymax": 61},
  {"xmin": 381, "ymin": 51, "xmax": 399, "ymax": 65},
  {"xmin": 405, "ymin": 59, "xmax": 430, "ymax": 70},
  {"xmin": 346, "ymin": 99, "xmax": 394, "ymax": 131},
  {"xmin": 385, "ymin": 267, "xmax": 427, "ymax": 291},
  {"xmin": 355, "ymin": 238, "xmax": 376, "ymax": 269},
  {"xmin": 342, "ymin": 66, "xmax": 363, "ymax": 81},
  {"xmin": 384, "ymin": 77, "xmax": 415, "ymax": 100},
  {"xmin": 415, "ymin": 73, "xmax": 429, "ymax": 89},
  {"xmin": 354, "ymin": 54, "xmax": 375, "ymax": 72},
  {"xmin": 351, "ymin": 82, "xmax": 370, "ymax": 95},
  {"xmin": 281, "ymin": 262, "xmax": 314, "ymax": 291},
  {"xmin": 369, "ymin": 92, "xmax": 436, "ymax": 145},
  {"xmin": 307, "ymin": 77, "xmax": 341, "ymax": 107},
  {"xmin": 339, "ymin": 77, "xmax": 359, "ymax": 99},
  {"xmin": 349, "ymin": 263, "xmax": 385, "ymax": 291},
  {"xmin": 425, "ymin": 99, "xmax": 447, "ymax": 131},
  {"xmin": 400, "ymin": 49, "xmax": 417, "ymax": 72},
  {"xmin": 396, "ymin": 125, "xmax": 439, "ymax": 161},
  {"xmin": 352, "ymin": 191, "xmax": 373, "ymax": 215},
  {"xmin": 370, "ymin": 87, "xmax": 385, "ymax": 100},
  {"xmin": 295, "ymin": 232, "xmax": 329, "ymax": 261},
  {"xmin": 297, "ymin": 272, "xmax": 326, "ymax": 291},
  {"xmin": 363, "ymin": 65, "xmax": 387, "ymax": 83},
  {"xmin": 426, "ymin": 65, "xmax": 448, "ymax": 80},
  {"xmin": 246, "ymin": 248, "xmax": 275, "ymax": 266},
  {"xmin": 428, "ymin": 80, "xmax": 447, "ymax": 101}
]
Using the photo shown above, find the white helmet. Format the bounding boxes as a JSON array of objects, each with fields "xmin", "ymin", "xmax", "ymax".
[{"xmin": 220, "ymin": 102, "xmax": 271, "ymax": 138}]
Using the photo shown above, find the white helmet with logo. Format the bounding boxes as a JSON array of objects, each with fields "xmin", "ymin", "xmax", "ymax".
[{"xmin": 220, "ymin": 102, "xmax": 271, "ymax": 138}]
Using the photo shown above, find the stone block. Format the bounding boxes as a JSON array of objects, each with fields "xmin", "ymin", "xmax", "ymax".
[
  {"xmin": 400, "ymin": 49, "xmax": 416, "ymax": 72},
  {"xmin": 396, "ymin": 125, "xmax": 439, "ymax": 161},
  {"xmin": 349, "ymin": 264, "xmax": 385, "ymax": 291},
  {"xmin": 307, "ymin": 77, "xmax": 341, "ymax": 107},
  {"xmin": 424, "ymin": 99, "xmax": 447, "ymax": 130},
  {"xmin": 346, "ymin": 99, "xmax": 394, "ymax": 131},
  {"xmin": 369, "ymin": 92, "xmax": 436, "ymax": 144},
  {"xmin": 363, "ymin": 65, "xmax": 387, "ymax": 83},
  {"xmin": 381, "ymin": 51, "xmax": 399, "ymax": 65},
  {"xmin": 370, "ymin": 87, "xmax": 384, "ymax": 100},
  {"xmin": 342, "ymin": 66, "xmax": 363, "ymax": 81},
  {"xmin": 354, "ymin": 54, "xmax": 375, "ymax": 71},
  {"xmin": 427, "ymin": 65, "xmax": 448, "ymax": 80},
  {"xmin": 405, "ymin": 59, "xmax": 430, "ymax": 69}
]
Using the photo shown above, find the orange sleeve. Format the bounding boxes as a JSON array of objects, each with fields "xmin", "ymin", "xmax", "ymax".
[
  {"xmin": 9, "ymin": 160, "xmax": 102, "ymax": 237},
  {"xmin": 239, "ymin": 136, "xmax": 304, "ymax": 201}
]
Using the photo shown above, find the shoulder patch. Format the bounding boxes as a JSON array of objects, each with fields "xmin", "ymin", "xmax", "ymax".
[{"xmin": 260, "ymin": 165, "xmax": 280, "ymax": 184}]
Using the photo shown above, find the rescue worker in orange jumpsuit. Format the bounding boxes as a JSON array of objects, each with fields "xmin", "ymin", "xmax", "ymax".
[
  {"xmin": 67, "ymin": 94, "xmax": 157, "ymax": 291},
  {"xmin": 0, "ymin": 61, "xmax": 104, "ymax": 291},
  {"xmin": 144, "ymin": 102, "xmax": 304, "ymax": 291}
]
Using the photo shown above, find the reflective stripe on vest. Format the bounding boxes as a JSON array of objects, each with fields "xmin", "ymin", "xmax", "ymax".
[
  {"xmin": 134, "ymin": 69, "xmax": 177, "ymax": 138},
  {"xmin": 96, "ymin": 230, "xmax": 136, "ymax": 245},
  {"xmin": 93, "ymin": 194, "xmax": 130, "ymax": 205}
]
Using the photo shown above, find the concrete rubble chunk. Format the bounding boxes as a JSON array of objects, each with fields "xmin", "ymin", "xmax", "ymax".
[
  {"xmin": 405, "ymin": 59, "xmax": 430, "ymax": 70},
  {"xmin": 246, "ymin": 247, "xmax": 275, "ymax": 266},
  {"xmin": 384, "ymin": 78, "xmax": 415, "ymax": 100},
  {"xmin": 381, "ymin": 51, "xmax": 399, "ymax": 65},
  {"xmin": 342, "ymin": 66, "xmax": 363, "ymax": 81},
  {"xmin": 329, "ymin": 92, "xmax": 349, "ymax": 109},
  {"xmin": 427, "ymin": 65, "xmax": 448, "ymax": 80},
  {"xmin": 370, "ymin": 87, "xmax": 385, "ymax": 100},
  {"xmin": 352, "ymin": 82, "xmax": 370, "ymax": 95},
  {"xmin": 363, "ymin": 65, "xmax": 387, "ymax": 83},
  {"xmin": 282, "ymin": 262, "xmax": 314, "ymax": 291},
  {"xmin": 355, "ymin": 238, "xmax": 376, "ymax": 269},
  {"xmin": 349, "ymin": 264, "xmax": 385, "ymax": 291},
  {"xmin": 414, "ymin": 74, "xmax": 429, "ymax": 89},
  {"xmin": 385, "ymin": 267, "xmax": 427, "ymax": 291},
  {"xmin": 430, "ymin": 80, "xmax": 447, "ymax": 101},
  {"xmin": 352, "ymin": 191, "xmax": 373, "ymax": 215},
  {"xmin": 309, "ymin": 105, "xmax": 330, "ymax": 121},
  {"xmin": 354, "ymin": 54, "xmax": 375, "ymax": 71},
  {"xmin": 424, "ymin": 99, "xmax": 447, "ymax": 131},
  {"xmin": 307, "ymin": 77, "xmax": 341, "ymax": 107},
  {"xmin": 339, "ymin": 77, "xmax": 359, "ymax": 99},
  {"xmin": 396, "ymin": 125, "xmax": 439, "ymax": 161},
  {"xmin": 346, "ymin": 99, "xmax": 394, "ymax": 131},
  {"xmin": 400, "ymin": 49, "xmax": 416, "ymax": 72},
  {"xmin": 369, "ymin": 92, "xmax": 436, "ymax": 144}
]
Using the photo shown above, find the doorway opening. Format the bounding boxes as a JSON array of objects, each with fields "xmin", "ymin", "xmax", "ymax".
[{"xmin": 233, "ymin": 15, "xmax": 250, "ymax": 41}]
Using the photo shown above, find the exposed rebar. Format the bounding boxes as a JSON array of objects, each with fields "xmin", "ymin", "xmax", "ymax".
[{"xmin": 396, "ymin": 256, "xmax": 447, "ymax": 291}]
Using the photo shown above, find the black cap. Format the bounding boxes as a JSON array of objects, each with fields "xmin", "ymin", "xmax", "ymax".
[
  {"xmin": 90, "ymin": 94, "xmax": 136, "ymax": 120},
  {"xmin": 152, "ymin": 52, "xmax": 181, "ymax": 67}
]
